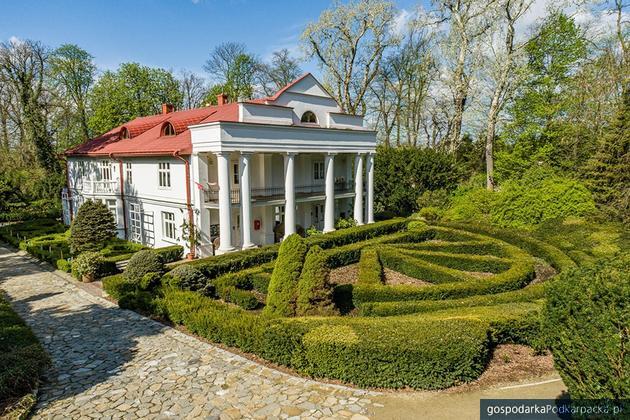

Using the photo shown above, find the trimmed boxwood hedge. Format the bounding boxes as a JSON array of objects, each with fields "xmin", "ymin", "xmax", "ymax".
[
  {"xmin": 160, "ymin": 288, "xmax": 491, "ymax": 389},
  {"xmin": 264, "ymin": 234, "xmax": 308, "ymax": 317},
  {"xmin": 102, "ymin": 274, "xmax": 136, "ymax": 300},
  {"xmin": 397, "ymin": 249, "xmax": 513, "ymax": 273},
  {"xmin": 378, "ymin": 248, "xmax": 472, "ymax": 284},
  {"xmin": 153, "ymin": 245, "xmax": 184, "ymax": 263},
  {"xmin": 293, "ymin": 317, "xmax": 489, "ymax": 389},
  {"xmin": 391, "ymin": 240, "xmax": 511, "ymax": 257},
  {"xmin": 0, "ymin": 293, "xmax": 51, "ymax": 408},
  {"xmin": 358, "ymin": 248, "xmax": 382, "ymax": 285},
  {"xmin": 106, "ymin": 219, "xmax": 581, "ymax": 391},
  {"xmin": 353, "ymin": 254, "xmax": 535, "ymax": 304},
  {"xmin": 542, "ymin": 254, "xmax": 630, "ymax": 399},
  {"xmin": 359, "ymin": 283, "xmax": 546, "ymax": 316},
  {"xmin": 441, "ymin": 222, "xmax": 576, "ymax": 272}
]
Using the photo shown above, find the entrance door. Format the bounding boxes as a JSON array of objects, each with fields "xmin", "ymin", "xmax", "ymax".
[{"xmin": 313, "ymin": 203, "xmax": 324, "ymax": 230}]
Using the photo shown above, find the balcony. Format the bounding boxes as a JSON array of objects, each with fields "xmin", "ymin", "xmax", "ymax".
[
  {"xmin": 82, "ymin": 180, "xmax": 118, "ymax": 195},
  {"xmin": 204, "ymin": 181, "xmax": 354, "ymax": 204}
]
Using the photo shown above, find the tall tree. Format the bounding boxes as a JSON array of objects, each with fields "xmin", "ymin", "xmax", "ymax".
[
  {"xmin": 48, "ymin": 44, "xmax": 96, "ymax": 141},
  {"xmin": 179, "ymin": 70, "xmax": 207, "ymax": 109},
  {"xmin": 482, "ymin": 0, "xmax": 532, "ymax": 190},
  {"xmin": 436, "ymin": 0, "xmax": 495, "ymax": 153},
  {"xmin": 499, "ymin": 12, "xmax": 587, "ymax": 179},
  {"xmin": 203, "ymin": 42, "xmax": 247, "ymax": 83},
  {"xmin": 88, "ymin": 63, "xmax": 182, "ymax": 134},
  {"xmin": 0, "ymin": 39, "xmax": 57, "ymax": 172},
  {"xmin": 203, "ymin": 43, "xmax": 259, "ymax": 101},
  {"xmin": 302, "ymin": 0, "xmax": 398, "ymax": 114},
  {"xmin": 257, "ymin": 49, "xmax": 303, "ymax": 96},
  {"xmin": 583, "ymin": 89, "xmax": 630, "ymax": 222},
  {"xmin": 225, "ymin": 53, "xmax": 258, "ymax": 100},
  {"xmin": 370, "ymin": 23, "xmax": 435, "ymax": 147}
]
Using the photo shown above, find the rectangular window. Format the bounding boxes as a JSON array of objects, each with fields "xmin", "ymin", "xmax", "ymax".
[
  {"xmin": 233, "ymin": 163, "xmax": 239, "ymax": 185},
  {"xmin": 158, "ymin": 162, "xmax": 171, "ymax": 187},
  {"xmin": 313, "ymin": 161, "xmax": 324, "ymax": 181},
  {"xmin": 99, "ymin": 160, "xmax": 111, "ymax": 181},
  {"xmin": 125, "ymin": 162, "xmax": 133, "ymax": 184},
  {"xmin": 162, "ymin": 211, "xmax": 176, "ymax": 240},
  {"xmin": 129, "ymin": 203, "xmax": 142, "ymax": 243},
  {"xmin": 106, "ymin": 199, "xmax": 118, "ymax": 225}
]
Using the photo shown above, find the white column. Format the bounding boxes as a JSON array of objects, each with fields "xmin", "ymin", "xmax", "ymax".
[
  {"xmin": 191, "ymin": 153, "xmax": 212, "ymax": 257},
  {"xmin": 283, "ymin": 152, "xmax": 296, "ymax": 238},
  {"xmin": 323, "ymin": 153, "xmax": 336, "ymax": 233},
  {"xmin": 216, "ymin": 151, "xmax": 234, "ymax": 253},
  {"xmin": 366, "ymin": 152, "xmax": 375, "ymax": 224},
  {"xmin": 353, "ymin": 153, "xmax": 364, "ymax": 225},
  {"xmin": 239, "ymin": 152, "xmax": 255, "ymax": 249}
]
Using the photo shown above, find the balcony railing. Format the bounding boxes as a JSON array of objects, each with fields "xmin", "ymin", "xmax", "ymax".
[
  {"xmin": 82, "ymin": 180, "xmax": 118, "ymax": 194},
  {"xmin": 204, "ymin": 181, "xmax": 355, "ymax": 204}
]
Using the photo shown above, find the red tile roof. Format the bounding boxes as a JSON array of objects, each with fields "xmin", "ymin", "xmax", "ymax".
[
  {"xmin": 65, "ymin": 103, "xmax": 239, "ymax": 157},
  {"xmin": 64, "ymin": 72, "xmax": 336, "ymax": 157}
]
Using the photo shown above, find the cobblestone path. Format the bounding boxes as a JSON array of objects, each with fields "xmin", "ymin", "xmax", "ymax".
[{"xmin": 0, "ymin": 246, "xmax": 379, "ymax": 419}]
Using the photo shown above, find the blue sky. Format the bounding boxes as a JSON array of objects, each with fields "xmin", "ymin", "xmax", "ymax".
[{"xmin": 0, "ymin": 0, "xmax": 424, "ymax": 79}]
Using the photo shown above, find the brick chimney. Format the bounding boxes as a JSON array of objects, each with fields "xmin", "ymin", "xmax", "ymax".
[
  {"xmin": 217, "ymin": 93, "xmax": 228, "ymax": 106},
  {"xmin": 162, "ymin": 103, "xmax": 174, "ymax": 114}
]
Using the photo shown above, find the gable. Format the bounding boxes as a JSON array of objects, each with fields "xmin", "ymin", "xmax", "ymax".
[{"xmin": 283, "ymin": 74, "xmax": 332, "ymax": 99}]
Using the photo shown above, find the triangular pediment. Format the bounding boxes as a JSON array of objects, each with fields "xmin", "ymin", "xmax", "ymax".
[{"xmin": 281, "ymin": 74, "xmax": 332, "ymax": 99}]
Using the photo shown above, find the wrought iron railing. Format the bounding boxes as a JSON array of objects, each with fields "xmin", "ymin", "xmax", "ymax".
[{"xmin": 204, "ymin": 181, "xmax": 354, "ymax": 203}]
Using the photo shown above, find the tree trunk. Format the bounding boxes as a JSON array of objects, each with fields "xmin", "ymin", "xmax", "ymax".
[
  {"xmin": 450, "ymin": 36, "xmax": 468, "ymax": 154},
  {"xmin": 485, "ymin": 106, "xmax": 498, "ymax": 190}
]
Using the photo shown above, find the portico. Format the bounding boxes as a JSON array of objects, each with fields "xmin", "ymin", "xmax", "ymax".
[{"xmin": 192, "ymin": 149, "xmax": 374, "ymax": 255}]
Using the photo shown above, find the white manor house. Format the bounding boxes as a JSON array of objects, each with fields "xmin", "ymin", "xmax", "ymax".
[{"xmin": 63, "ymin": 74, "xmax": 377, "ymax": 257}]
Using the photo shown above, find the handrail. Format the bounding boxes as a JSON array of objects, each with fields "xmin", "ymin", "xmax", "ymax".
[
  {"xmin": 203, "ymin": 181, "xmax": 355, "ymax": 203},
  {"xmin": 82, "ymin": 180, "xmax": 119, "ymax": 194}
]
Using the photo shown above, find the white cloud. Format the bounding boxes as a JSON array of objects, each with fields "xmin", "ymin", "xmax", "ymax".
[
  {"xmin": 392, "ymin": 8, "xmax": 413, "ymax": 36},
  {"xmin": 8, "ymin": 35, "xmax": 23, "ymax": 45}
]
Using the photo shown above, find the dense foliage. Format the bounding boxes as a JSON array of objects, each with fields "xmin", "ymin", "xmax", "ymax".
[
  {"xmin": 0, "ymin": 293, "xmax": 50, "ymax": 412},
  {"xmin": 374, "ymin": 146, "xmax": 462, "ymax": 216},
  {"xmin": 69, "ymin": 201, "xmax": 116, "ymax": 253},
  {"xmin": 123, "ymin": 250, "xmax": 165, "ymax": 285},
  {"xmin": 167, "ymin": 265, "xmax": 207, "ymax": 292},
  {"xmin": 442, "ymin": 168, "xmax": 596, "ymax": 229},
  {"xmin": 582, "ymin": 90, "xmax": 630, "ymax": 223},
  {"xmin": 71, "ymin": 251, "xmax": 105, "ymax": 281},
  {"xmin": 543, "ymin": 254, "xmax": 629, "ymax": 400}
]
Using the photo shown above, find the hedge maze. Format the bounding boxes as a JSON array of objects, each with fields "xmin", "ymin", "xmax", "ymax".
[{"xmin": 105, "ymin": 218, "xmax": 575, "ymax": 389}]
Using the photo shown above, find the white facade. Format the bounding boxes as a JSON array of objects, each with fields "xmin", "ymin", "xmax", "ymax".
[{"xmin": 63, "ymin": 74, "xmax": 377, "ymax": 257}]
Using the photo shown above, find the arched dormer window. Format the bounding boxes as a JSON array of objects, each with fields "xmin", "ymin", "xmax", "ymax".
[
  {"xmin": 300, "ymin": 111, "xmax": 317, "ymax": 124},
  {"xmin": 120, "ymin": 127, "xmax": 130, "ymax": 139},
  {"xmin": 161, "ymin": 122, "xmax": 176, "ymax": 137}
]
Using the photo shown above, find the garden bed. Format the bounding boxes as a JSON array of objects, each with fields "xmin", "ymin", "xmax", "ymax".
[{"xmin": 98, "ymin": 219, "xmax": 585, "ymax": 390}]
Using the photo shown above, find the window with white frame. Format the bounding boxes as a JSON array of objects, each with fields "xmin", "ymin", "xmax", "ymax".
[
  {"xmin": 106, "ymin": 199, "xmax": 118, "ymax": 224},
  {"xmin": 232, "ymin": 162, "xmax": 239, "ymax": 185},
  {"xmin": 129, "ymin": 203, "xmax": 142, "ymax": 243},
  {"xmin": 125, "ymin": 162, "xmax": 132, "ymax": 184},
  {"xmin": 162, "ymin": 211, "xmax": 176, "ymax": 240},
  {"xmin": 313, "ymin": 161, "xmax": 324, "ymax": 181},
  {"xmin": 158, "ymin": 162, "xmax": 171, "ymax": 187},
  {"xmin": 99, "ymin": 160, "xmax": 112, "ymax": 181}
]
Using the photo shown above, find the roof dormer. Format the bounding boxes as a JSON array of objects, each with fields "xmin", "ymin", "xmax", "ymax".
[{"xmin": 161, "ymin": 122, "xmax": 176, "ymax": 137}]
